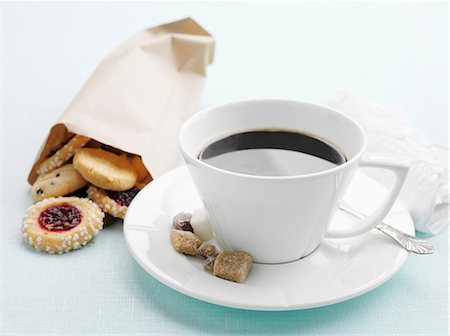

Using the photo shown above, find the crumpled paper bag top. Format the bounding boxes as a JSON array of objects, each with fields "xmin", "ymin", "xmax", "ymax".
[{"xmin": 29, "ymin": 17, "xmax": 214, "ymax": 184}]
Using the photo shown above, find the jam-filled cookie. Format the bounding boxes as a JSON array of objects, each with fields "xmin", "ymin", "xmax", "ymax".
[
  {"xmin": 73, "ymin": 148, "xmax": 137, "ymax": 191},
  {"xmin": 87, "ymin": 185, "xmax": 140, "ymax": 219},
  {"xmin": 36, "ymin": 135, "xmax": 90, "ymax": 175},
  {"xmin": 22, "ymin": 197, "xmax": 104, "ymax": 254},
  {"xmin": 31, "ymin": 164, "xmax": 88, "ymax": 202}
]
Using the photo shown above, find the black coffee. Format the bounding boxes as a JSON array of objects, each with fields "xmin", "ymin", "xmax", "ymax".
[{"xmin": 198, "ymin": 130, "xmax": 346, "ymax": 176}]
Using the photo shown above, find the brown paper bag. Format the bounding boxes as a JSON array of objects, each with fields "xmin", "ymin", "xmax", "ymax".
[{"xmin": 28, "ymin": 17, "xmax": 214, "ymax": 185}]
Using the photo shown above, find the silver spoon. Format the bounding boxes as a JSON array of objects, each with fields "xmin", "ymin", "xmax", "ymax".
[{"xmin": 338, "ymin": 204, "xmax": 434, "ymax": 255}]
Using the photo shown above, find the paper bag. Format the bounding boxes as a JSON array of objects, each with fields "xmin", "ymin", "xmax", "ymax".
[{"xmin": 28, "ymin": 17, "xmax": 214, "ymax": 185}]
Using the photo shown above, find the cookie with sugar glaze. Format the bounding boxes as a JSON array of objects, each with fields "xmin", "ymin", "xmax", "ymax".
[
  {"xmin": 87, "ymin": 185, "xmax": 140, "ymax": 219},
  {"xmin": 21, "ymin": 197, "xmax": 104, "ymax": 254},
  {"xmin": 36, "ymin": 135, "xmax": 90, "ymax": 175}
]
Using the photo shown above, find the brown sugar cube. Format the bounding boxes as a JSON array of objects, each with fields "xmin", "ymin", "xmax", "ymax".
[
  {"xmin": 213, "ymin": 251, "xmax": 253, "ymax": 283},
  {"xmin": 170, "ymin": 229, "xmax": 203, "ymax": 255},
  {"xmin": 196, "ymin": 242, "xmax": 219, "ymax": 259}
]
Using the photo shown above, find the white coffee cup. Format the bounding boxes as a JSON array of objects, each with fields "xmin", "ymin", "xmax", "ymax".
[{"xmin": 179, "ymin": 99, "xmax": 409, "ymax": 264}]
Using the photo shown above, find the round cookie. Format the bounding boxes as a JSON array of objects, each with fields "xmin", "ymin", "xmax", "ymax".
[
  {"xmin": 73, "ymin": 148, "xmax": 137, "ymax": 191},
  {"xmin": 31, "ymin": 164, "xmax": 88, "ymax": 202},
  {"xmin": 87, "ymin": 185, "xmax": 140, "ymax": 219},
  {"xmin": 21, "ymin": 197, "xmax": 104, "ymax": 254},
  {"xmin": 36, "ymin": 135, "xmax": 90, "ymax": 175}
]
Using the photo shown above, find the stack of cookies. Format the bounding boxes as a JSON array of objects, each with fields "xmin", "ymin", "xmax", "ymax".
[{"xmin": 22, "ymin": 134, "xmax": 152, "ymax": 254}]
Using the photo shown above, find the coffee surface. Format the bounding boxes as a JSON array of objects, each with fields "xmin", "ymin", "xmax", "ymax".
[{"xmin": 198, "ymin": 130, "xmax": 346, "ymax": 176}]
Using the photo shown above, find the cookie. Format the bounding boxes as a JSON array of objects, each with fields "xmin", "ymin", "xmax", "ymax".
[
  {"xmin": 87, "ymin": 185, "xmax": 140, "ymax": 219},
  {"xmin": 31, "ymin": 164, "xmax": 88, "ymax": 202},
  {"xmin": 21, "ymin": 197, "xmax": 104, "ymax": 254},
  {"xmin": 36, "ymin": 135, "xmax": 90, "ymax": 175},
  {"xmin": 73, "ymin": 148, "xmax": 137, "ymax": 191}
]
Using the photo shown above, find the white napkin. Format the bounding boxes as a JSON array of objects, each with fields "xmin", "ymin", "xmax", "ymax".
[{"xmin": 327, "ymin": 91, "xmax": 449, "ymax": 235}]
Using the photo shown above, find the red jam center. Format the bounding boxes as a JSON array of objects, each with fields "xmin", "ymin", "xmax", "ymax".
[
  {"xmin": 106, "ymin": 187, "xmax": 140, "ymax": 207},
  {"xmin": 38, "ymin": 203, "xmax": 82, "ymax": 232}
]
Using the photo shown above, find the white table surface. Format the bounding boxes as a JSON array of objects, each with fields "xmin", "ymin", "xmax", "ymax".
[{"xmin": 2, "ymin": 2, "xmax": 448, "ymax": 335}]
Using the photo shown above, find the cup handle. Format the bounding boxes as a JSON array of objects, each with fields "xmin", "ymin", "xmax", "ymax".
[{"xmin": 325, "ymin": 153, "xmax": 410, "ymax": 239}]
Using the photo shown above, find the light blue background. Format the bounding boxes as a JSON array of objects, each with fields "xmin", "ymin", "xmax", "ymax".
[{"xmin": 2, "ymin": 2, "xmax": 448, "ymax": 335}]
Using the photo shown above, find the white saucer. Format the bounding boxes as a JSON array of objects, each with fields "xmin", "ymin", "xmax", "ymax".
[{"xmin": 124, "ymin": 166, "xmax": 414, "ymax": 311}]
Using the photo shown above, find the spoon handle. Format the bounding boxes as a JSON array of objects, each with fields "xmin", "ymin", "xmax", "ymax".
[{"xmin": 338, "ymin": 205, "xmax": 434, "ymax": 255}]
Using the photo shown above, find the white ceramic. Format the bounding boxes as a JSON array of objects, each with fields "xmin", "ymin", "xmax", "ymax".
[
  {"xmin": 178, "ymin": 99, "xmax": 409, "ymax": 263},
  {"xmin": 123, "ymin": 166, "xmax": 413, "ymax": 311}
]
